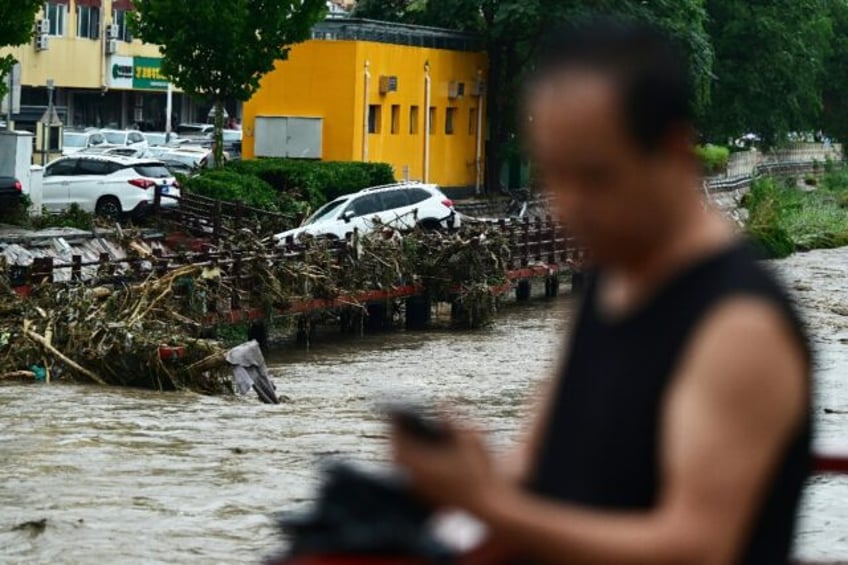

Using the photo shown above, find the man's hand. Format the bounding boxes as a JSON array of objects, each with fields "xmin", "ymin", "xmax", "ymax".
[{"xmin": 391, "ymin": 420, "xmax": 503, "ymax": 514}]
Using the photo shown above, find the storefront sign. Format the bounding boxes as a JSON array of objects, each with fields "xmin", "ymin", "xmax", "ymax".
[
  {"xmin": 132, "ymin": 57, "xmax": 168, "ymax": 90},
  {"xmin": 108, "ymin": 56, "xmax": 169, "ymax": 91}
]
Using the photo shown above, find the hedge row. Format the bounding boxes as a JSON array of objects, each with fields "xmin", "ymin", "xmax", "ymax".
[
  {"xmin": 183, "ymin": 159, "xmax": 396, "ymax": 215},
  {"xmin": 226, "ymin": 159, "xmax": 395, "ymax": 207}
]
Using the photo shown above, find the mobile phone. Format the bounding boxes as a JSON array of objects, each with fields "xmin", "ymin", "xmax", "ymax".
[{"xmin": 385, "ymin": 404, "xmax": 451, "ymax": 443}]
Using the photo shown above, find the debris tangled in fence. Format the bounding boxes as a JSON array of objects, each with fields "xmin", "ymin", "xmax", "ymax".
[{"xmin": 0, "ymin": 216, "xmax": 558, "ymax": 394}]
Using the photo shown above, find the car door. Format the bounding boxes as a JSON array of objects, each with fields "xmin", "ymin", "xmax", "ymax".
[
  {"xmin": 41, "ymin": 158, "xmax": 78, "ymax": 212},
  {"xmin": 341, "ymin": 194, "xmax": 384, "ymax": 236},
  {"xmin": 71, "ymin": 158, "xmax": 112, "ymax": 212},
  {"xmin": 89, "ymin": 132, "xmax": 106, "ymax": 148},
  {"xmin": 129, "ymin": 132, "xmax": 148, "ymax": 150},
  {"xmin": 377, "ymin": 190, "xmax": 415, "ymax": 229}
]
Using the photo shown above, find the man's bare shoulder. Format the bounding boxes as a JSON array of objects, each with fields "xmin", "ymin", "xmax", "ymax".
[{"xmin": 677, "ymin": 296, "xmax": 808, "ymax": 434}]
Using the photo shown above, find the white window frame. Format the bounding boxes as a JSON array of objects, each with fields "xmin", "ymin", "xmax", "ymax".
[
  {"xmin": 112, "ymin": 9, "xmax": 133, "ymax": 42},
  {"xmin": 44, "ymin": 2, "xmax": 67, "ymax": 37},
  {"xmin": 77, "ymin": 5, "xmax": 100, "ymax": 40}
]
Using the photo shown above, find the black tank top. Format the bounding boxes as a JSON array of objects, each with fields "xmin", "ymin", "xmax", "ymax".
[{"xmin": 531, "ymin": 242, "xmax": 811, "ymax": 564}]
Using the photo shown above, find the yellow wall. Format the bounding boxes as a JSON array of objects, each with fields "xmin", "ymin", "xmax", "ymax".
[
  {"xmin": 243, "ymin": 41, "xmax": 360, "ymax": 163},
  {"xmin": 243, "ymin": 38, "xmax": 487, "ymax": 190},
  {"xmin": 0, "ymin": 0, "xmax": 163, "ymax": 89}
]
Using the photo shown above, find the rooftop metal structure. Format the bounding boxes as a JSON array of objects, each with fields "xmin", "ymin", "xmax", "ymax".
[{"xmin": 311, "ymin": 18, "xmax": 483, "ymax": 52}]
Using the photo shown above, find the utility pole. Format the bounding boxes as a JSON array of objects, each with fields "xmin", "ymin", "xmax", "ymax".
[
  {"xmin": 165, "ymin": 82, "xmax": 173, "ymax": 142},
  {"xmin": 42, "ymin": 79, "xmax": 54, "ymax": 166}
]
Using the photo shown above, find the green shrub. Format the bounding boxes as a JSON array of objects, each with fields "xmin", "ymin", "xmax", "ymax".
[
  {"xmin": 695, "ymin": 144, "xmax": 730, "ymax": 175},
  {"xmin": 226, "ymin": 159, "xmax": 395, "ymax": 207},
  {"xmin": 183, "ymin": 170, "xmax": 279, "ymax": 210},
  {"xmin": 745, "ymin": 179, "xmax": 795, "ymax": 258},
  {"xmin": 28, "ymin": 203, "xmax": 95, "ymax": 231},
  {"xmin": 746, "ymin": 173, "xmax": 848, "ymax": 257}
]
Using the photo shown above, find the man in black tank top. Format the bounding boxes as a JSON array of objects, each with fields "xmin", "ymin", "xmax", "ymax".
[{"xmin": 392, "ymin": 21, "xmax": 811, "ymax": 564}]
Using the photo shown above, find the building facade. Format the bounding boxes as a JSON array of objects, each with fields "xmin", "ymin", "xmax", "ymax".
[
  {"xmin": 243, "ymin": 19, "xmax": 487, "ymax": 192},
  {"xmin": 0, "ymin": 0, "xmax": 206, "ymax": 132}
]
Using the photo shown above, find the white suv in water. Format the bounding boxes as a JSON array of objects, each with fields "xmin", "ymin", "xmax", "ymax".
[
  {"xmin": 273, "ymin": 182, "xmax": 459, "ymax": 244},
  {"xmin": 43, "ymin": 155, "xmax": 181, "ymax": 220}
]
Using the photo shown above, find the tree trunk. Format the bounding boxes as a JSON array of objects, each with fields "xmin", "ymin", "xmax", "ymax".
[
  {"xmin": 213, "ymin": 98, "xmax": 225, "ymax": 169},
  {"xmin": 484, "ymin": 44, "xmax": 504, "ymax": 195}
]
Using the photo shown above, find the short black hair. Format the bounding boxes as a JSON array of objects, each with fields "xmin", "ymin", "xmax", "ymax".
[{"xmin": 532, "ymin": 19, "xmax": 695, "ymax": 152}]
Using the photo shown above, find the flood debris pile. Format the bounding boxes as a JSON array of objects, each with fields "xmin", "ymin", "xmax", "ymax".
[
  {"xmin": 231, "ymin": 221, "xmax": 513, "ymax": 329},
  {"xmin": 0, "ymin": 219, "xmax": 519, "ymax": 393},
  {"xmin": 0, "ymin": 257, "xmax": 232, "ymax": 393}
]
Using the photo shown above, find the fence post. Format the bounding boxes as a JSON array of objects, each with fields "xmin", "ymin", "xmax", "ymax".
[
  {"xmin": 153, "ymin": 184, "xmax": 162, "ymax": 211},
  {"xmin": 213, "ymin": 200, "xmax": 223, "ymax": 244},
  {"xmin": 546, "ymin": 215, "xmax": 556, "ymax": 265},
  {"xmin": 71, "ymin": 255, "xmax": 82, "ymax": 282},
  {"xmin": 522, "ymin": 217, "xmax": 531, "ymax": 267},
  {"xmin": 32, "ymin": 257, "xmax": 54, "ymax": 285},
  {"xmin": 534, "ymin": 216, "xmax": 543, "ymax": 262},
  {"xmin": 232, "ymin": 257, "xmax": 242, "ymax": 311}
]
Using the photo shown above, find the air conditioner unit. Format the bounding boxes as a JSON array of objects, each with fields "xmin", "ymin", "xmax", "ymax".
[
  {"xmin": 471, "ymin": 79, "xmax": 485, "ymax": 97},
  {"xmin": 105, "ymin": 24, "xmax": 119, "ymax": 40},
  {"xmin": 449, "ymin": 81, "xmax": 466, "ymax": 99},
  {"xmin": 105, "ymin": 39, "xmax": 118, "ymax": 55},
  {"xmin": 379, "ymin": 75, "xmax": 398, "ymax": 94},
  {"xmin": 35, "ymin": 19, "xmax": 50, "ymax": 35},
  {"xmin": 35, "ymin": 34, "xmax": 49, "ymax": 52}
]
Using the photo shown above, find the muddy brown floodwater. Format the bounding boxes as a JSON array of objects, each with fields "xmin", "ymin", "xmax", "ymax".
[{"xmin": 1, "ymin": 250, "xmax": 847, "ymax": 564}]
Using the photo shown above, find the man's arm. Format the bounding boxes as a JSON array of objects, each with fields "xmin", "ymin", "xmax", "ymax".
[{"xmin": 394, "ymin": 298, "xmax": 807, "ymax": 564}]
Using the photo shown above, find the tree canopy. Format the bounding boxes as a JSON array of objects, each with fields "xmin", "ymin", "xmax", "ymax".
[
  {"xmin": 355, "ymin": 0, "xmax": 848, "ymax": 180},
  {"xmin": 704, "ymin": 0, "xmax": 833, "ymax": 145},
  {"xmin": 355, "ymin": 0, "xmax": 713, "ymax": 191},
  {"xmin": 131, "ymin": 0, "xmax": 327, "ymax": 165},
  {"xmin": 0, "ymin": 0, "xmax": 42, "ymax": 102}
]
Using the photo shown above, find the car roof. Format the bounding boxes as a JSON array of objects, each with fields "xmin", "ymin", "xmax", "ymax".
[
  {"xmin": 358, "ymin": 182, "xmax": 439, "ymax": 195},
  {"xmin": 50, "ymin": 154, "xmax": 165, "ymax": 166},
  {"xmin": 324, "ymin": 183, "xmax": 439, "ymax": 206}
]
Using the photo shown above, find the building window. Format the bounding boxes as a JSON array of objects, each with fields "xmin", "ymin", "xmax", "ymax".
[
  {"xmin": 390, "ymin": 105, "xmax": 400, "ymax": 135},
  {"xmin": 77, "ymin": 5, "xmax": 100, "ymax": 40},
  {"xmin": 429, "ymin": 107, "xmax": 436, "ymax": 135},
  {"xmin": 44, "ymin": 2, "xmax": 67, "ymax": 37},
  {"xmin": 113, "ymin": 9, "xmax": 133, "ymax": 42},
  {"xmin": 469, "ymin": 108, "xmax": 478, "ymax": 135},
  {"xmin": 368, "ymin": 104, "xmax": 382, "ymax": 134},
  {"xmin": 445, "ymin": 107, "xmax": 457, "ymax": 135},
  {"xmin": 409, "ymin": 106, "xmax": 419, "ymax": 134}
]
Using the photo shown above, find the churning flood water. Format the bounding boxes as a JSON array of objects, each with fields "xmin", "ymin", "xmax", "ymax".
[{"xmin": 1, "ymin": 250, "xmax": 847, "ymax": 564}]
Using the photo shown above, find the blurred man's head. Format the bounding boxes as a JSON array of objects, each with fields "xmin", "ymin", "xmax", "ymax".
[{"xmin": 526, "ymin": 21, "xmax": 701, "ymax": 267}]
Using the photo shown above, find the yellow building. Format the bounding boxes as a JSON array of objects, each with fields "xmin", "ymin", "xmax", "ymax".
[
  {"xmin": 243, "ymin": 19, "xmax": 487, "ymax": 193},
  {"xmin": 0, "ymin": 0, "xmax": 205, "ymax": 130}
]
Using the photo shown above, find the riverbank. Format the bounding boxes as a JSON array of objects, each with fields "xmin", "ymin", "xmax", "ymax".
[{"xmin": 747, "ymin": 166, "xmax": 848, "ymax": 258}]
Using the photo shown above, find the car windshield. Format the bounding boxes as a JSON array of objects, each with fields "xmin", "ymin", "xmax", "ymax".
[
  {"xmin": 304, "ymin": 199, "xmax": 348, "ymax": 225},
  {"xmin": 134, "ymin": 163, "xmax": 172, "ymax": 179},
  {"xmin": 145, "ymin": 134, "xmax": 166, "ymax": 145},
  {"xmin": 102, "ymin": 131, "xmax": 126, "ymax": 145},
  {"xmin": 63, "ymin": 133, "xmax": 88, "ymax": 148}
]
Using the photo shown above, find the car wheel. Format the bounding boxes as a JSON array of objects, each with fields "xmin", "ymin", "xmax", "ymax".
[
  {"xmin": 95, "ymin": 196, "xmax": 123, "ymax": 221},
  {"xmin": 418, "ymin": 218, "xmax": 441, "ymax": 231}
]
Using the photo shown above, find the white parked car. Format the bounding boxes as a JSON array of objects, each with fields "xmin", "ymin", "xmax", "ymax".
[
  {"xmin": 43, "ymin": 155, "xmax": 180, "ymax": 220},
  {"xmin": 273, "ymin": 182, "xmax": 458, "ymax": 244},
  {"xmin": 100, "ymin": 129, "xmax": 149, "ymax": 151},
  {"xmin": 144, "ymin": 132, "xmax": 184, "ymax": 147},
  {"xmin": 79, "ymin": 146, "xmax": 153, "ymax": 159},
  {"xmin": 62, "ymin": 130, "xmax": 108, "ymax": 156}
]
